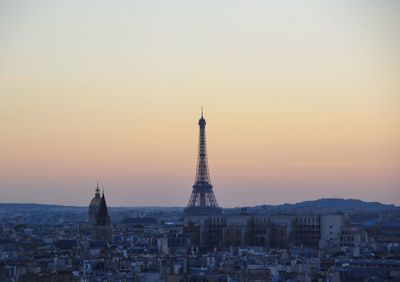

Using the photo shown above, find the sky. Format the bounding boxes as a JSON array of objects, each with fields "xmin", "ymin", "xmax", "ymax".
[{"xmin": 0, "ymin": 1, "xmax": 399, "ymax": 207}]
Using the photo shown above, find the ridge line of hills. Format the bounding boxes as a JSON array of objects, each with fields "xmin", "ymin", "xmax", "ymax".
[{"xmin": 0, "ymin": 198, "xmax": 398, "ymax": 212}]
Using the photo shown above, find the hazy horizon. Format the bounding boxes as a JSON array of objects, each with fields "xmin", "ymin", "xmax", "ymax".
[
  {"xmin": 0, "ymin": 196, "xmax": 398, "ymax": 209},
  {"xmin": 1, "ymin": 1, "xmax": 399, "ymax": 207}
]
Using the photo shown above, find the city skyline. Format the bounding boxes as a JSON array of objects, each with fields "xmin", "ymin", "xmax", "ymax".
[{"xmin": 1, "ymin": 1, "xmax": 399, "ymax": 207}]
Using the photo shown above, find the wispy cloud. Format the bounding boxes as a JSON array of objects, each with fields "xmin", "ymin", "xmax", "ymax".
[{"xmin": 0, "ymin": 76, "xmax": 38, "ymax": 81}]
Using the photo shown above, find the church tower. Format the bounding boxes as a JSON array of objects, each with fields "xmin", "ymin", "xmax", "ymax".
[
  {"xmin": 88, "ymin": 181, "xmax": 101, "ymax": 224},
  {"xmin": 89, "ymin": 183, "xmax": 112, "ymax": 242}
]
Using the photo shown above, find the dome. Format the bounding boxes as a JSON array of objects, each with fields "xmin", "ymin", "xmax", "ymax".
[{"xmin": 88, "ymin": 184, "xmax": 101, "ymax": 224}]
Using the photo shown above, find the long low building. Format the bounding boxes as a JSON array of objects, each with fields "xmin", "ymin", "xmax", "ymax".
[{"xmin": 183, "ymin": 212, "xmax": 346, "ymax": 251}]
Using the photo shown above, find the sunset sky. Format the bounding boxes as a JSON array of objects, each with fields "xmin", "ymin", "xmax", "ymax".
[{"xmin": 0, "ymin": 1, "xmax": 399, "ymax": 207}]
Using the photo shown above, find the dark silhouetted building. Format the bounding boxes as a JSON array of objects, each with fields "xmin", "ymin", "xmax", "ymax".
[
  {"xmin": 89, "ymin": 186, "xmax": 112, "ymax": 242},
  {"xmin": 184, "ymin": 110, "xmax": 222, "ymax": 216},
  {"xmin": 88, "ymin": 182, "xmax": 101, "ymax": 224}
]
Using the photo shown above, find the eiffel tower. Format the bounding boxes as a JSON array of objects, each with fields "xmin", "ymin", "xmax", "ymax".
[{"xmin": 184, "ymin": 109, "xmax": 222, "ymax": 216}]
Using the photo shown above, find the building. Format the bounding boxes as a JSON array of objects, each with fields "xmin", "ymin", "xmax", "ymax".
[
  {"xmin": 294, "ymin": 215, "xmax": 321, "ymax": 248},
  {"xmin": 88, "ymin": 182, "xmax": 102, "ymax": 224},
  {"xmin": 184, "ymin": 214, "xmax": 295, "ymax": 250},
  {"xmin": 88, "ymin": 185, "xmax": 112, "ymax": 242},
  {"xmin": 319, "ymin": 214, "xmax": 344, "ymax": 251}
]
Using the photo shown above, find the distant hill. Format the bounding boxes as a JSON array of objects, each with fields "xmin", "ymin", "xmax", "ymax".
[
  {"xmin": 253, "ymin": 198, "xmax": 399, "ymax": 213},
  {"xmin": 0, "ymin": 203, "xmax": 182, "ymax": 212},
  {"xmin": 292, "ymin": 198, "xmax": 396, "ymax": 211},
  {"xmin": 0, "ymin": 198, "xmax": 398, "ymax": 213},
  {"xmin": 0, "ymin": 203, "xmax": 86, "ymax": 210}
]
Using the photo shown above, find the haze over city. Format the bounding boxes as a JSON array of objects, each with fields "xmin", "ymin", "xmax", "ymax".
[{"xmin": 0, "ymin": 1, "xmax": 399, "ymax": 207}]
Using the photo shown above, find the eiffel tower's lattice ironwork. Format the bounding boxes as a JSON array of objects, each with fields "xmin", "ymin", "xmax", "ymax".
[{"xmin": 184, "ymin": 110, "xmax": 222, "ymax": 216}]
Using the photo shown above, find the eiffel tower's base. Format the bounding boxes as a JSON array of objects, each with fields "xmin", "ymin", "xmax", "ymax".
[{"xmin": 183, "ymin": 206, "xmax": 222, "ymax": 216}]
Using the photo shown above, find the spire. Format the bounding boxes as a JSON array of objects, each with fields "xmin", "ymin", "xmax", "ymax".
[
  {"xmin": 198, "ymin": 107, "xmax": 206, "ymax": 129},
  {"xmin": 96, "ymin": 191, "xmax": 110, "ymax": 226},
  {"xmin": 97, "ymin": 193, "xmax": 108, "ymax": 217},
  {"xmin": 95, "ymin": 181, "xmax": 100, "ymax": 197}
]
